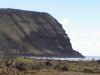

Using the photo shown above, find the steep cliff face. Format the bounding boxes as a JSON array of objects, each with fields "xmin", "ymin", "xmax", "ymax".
[{"xmin": 0, "ymin": 9, "xmax": 83, "ymax": 57}]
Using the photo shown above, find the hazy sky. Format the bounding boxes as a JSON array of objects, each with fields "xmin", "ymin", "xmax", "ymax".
[{"xmin": 0, "ymin": 0, "xmax": 100, "ymax": 56}]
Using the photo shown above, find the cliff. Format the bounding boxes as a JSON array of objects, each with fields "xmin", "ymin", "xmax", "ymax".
[{"xmin": 0, "ymin": 9, "xmax": 84, "ymax": 57}]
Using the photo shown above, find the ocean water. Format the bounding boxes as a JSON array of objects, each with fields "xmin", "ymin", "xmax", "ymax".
[
  {"xmin": 53, "ymin": 56, "xmax": 100, "ymax": 61},
  {"xmin": 84, "ymin": 56, "xmax": 100, "ymax": 61},
  {"xmin": 29, "ymin": 56, "xmax": 100, "ymax": 61},
  {"xmin": 57, "ymin": 56, "xmax": 100, "ymax": 61}
]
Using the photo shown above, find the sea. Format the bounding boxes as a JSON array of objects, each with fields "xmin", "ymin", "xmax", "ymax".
[
  {"xmin": 1, "ymin": 54, "xmax": 100, "ymax": 61},
  {"xmin": 28, "ymin": 56, "xmax": 100, "ymax": 61}
]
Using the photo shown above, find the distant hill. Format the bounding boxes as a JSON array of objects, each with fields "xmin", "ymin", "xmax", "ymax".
[{"xmin": 0, "ymin": 8, "xmax": 84, "ymax": 57}]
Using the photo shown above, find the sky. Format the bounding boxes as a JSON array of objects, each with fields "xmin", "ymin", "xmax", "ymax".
[{"xmin": 0, "ymin": 0, "xmax": 100, "ymax": 56}]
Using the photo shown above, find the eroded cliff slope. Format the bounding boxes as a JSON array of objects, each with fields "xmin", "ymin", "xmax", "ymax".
[{"xmin": 0, "ymin": 9, "xmax": 83, "ymax": 57}]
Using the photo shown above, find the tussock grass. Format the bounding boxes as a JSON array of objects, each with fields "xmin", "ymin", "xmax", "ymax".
[{"xmin": 0, "ymin": 57, "xmax": 100, "ymax": 75}]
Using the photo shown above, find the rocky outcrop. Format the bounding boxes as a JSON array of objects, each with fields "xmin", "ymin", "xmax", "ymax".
[{"xmin": 0, "ymin": 8, "xmax": 84, "ymax": 57}]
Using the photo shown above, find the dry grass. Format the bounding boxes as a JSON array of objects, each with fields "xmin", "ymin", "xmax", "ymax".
[
  {"xmin": 22, "ymin": 70, "xmax": 100, "ymax": 75},
  {"xmin": 0, "ymin": 57, "xmax": 100, "ymax": 75}
]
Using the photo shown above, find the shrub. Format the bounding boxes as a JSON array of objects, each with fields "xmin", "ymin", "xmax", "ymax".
[
  {"xmin": 83, "ymin": 69, "xmax": 94, "ymax": 73},
  {"xmin": 62, "ymin": 66, "xmax": 68, "ymax": 71},
  {"xmin": 15, "ymin": 63, "xmax": 26, "ymax": 71},
  {"xmin": 45, "ymin": 61, "xmax": 52, "ymax": 66}
]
